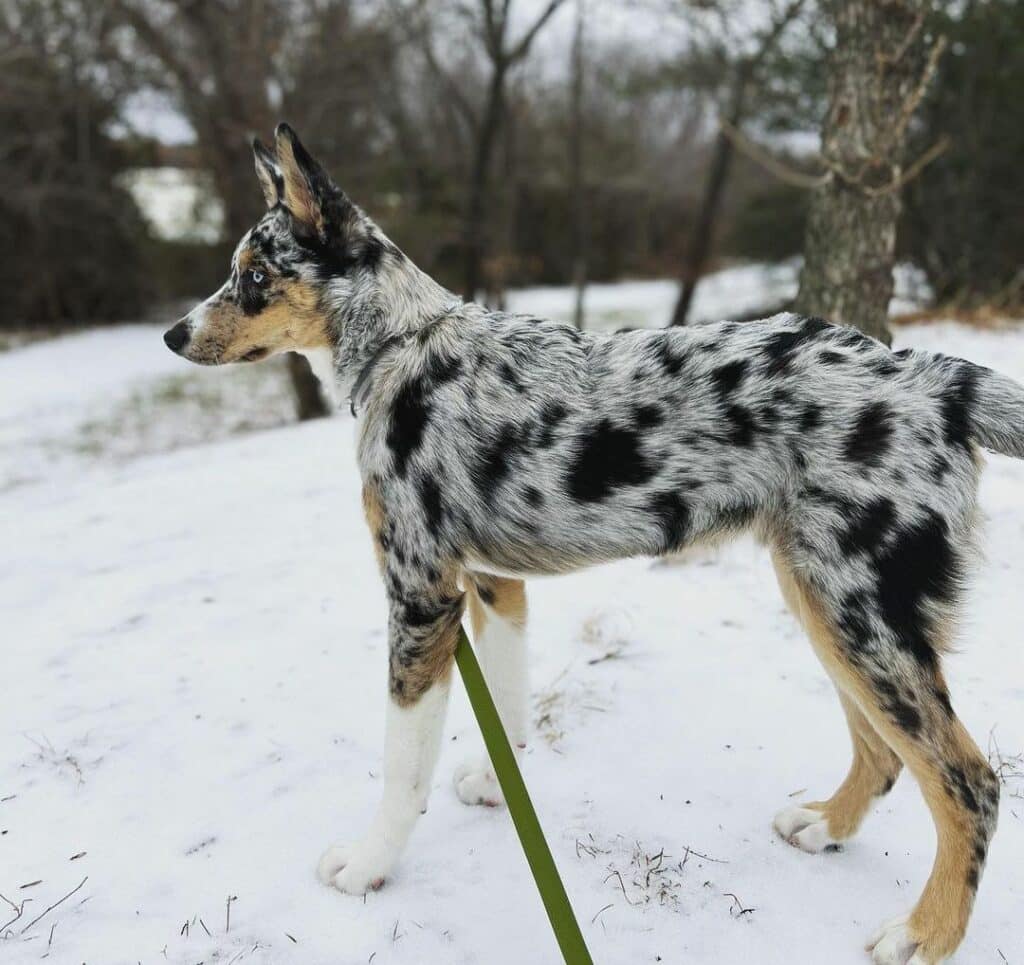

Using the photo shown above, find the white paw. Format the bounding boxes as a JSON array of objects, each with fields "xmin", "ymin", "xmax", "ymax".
[
  {"xmin": 772, "ymin": 804, "xmax": 840, "ymax": 853},
  {"xmin": 866, "ymin": 914, "xmax": 931, "ymax": 965},
  {"xmin": 454, "ymin": 758, "xmax": 504, "ymax": 807},
  {"xmin": 317, "ymin": 843, "xmax": 388, "ymax": 895}
]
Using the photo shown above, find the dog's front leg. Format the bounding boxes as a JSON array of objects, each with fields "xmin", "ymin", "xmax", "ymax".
[{"xmin": 319, "ymin": 581, "xmax": 463, "ymax": 895}]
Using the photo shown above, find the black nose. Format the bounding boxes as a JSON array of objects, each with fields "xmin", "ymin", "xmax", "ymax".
[{"xmin": 163, "ymin": 321, "xmax": 190, "ymax": 354}]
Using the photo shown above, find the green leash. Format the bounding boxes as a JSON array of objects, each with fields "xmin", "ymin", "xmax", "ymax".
[{"xmin": 454, "ymin": 625, "xmax": 594, "ymax": 965}]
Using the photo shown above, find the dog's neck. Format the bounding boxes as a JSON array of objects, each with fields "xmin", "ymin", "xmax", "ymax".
[{"xmin": 324, "ymin": 250, "xmax": 458, "ymax": 394}]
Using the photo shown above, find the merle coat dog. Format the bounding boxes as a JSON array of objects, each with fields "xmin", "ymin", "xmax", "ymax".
[{"xmin": 164, "ymin": 125, "xmax": 1020, "ymax": 965}]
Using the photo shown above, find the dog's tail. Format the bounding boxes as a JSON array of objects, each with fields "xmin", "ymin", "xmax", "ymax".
[{"xmin": 921, "ymin": 352, "xmax": 1024, "ymax": 458}]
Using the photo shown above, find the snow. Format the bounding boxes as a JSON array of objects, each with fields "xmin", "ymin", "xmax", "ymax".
[
  {"xmin": 120, "ymin": 168, "xmax": 225, "ymax": 244},
  {"xmin": 1, "ymin": 277, "xmax": 1022, "ymax": 965},
  {"xmin": 506, "ymin": 260, "xmax": 929, "ymax": 331}
]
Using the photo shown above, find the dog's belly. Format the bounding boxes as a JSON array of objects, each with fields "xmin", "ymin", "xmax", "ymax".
[{"xmin": 462, "ymin": 554, "xmax": 569, "ymax": 580}]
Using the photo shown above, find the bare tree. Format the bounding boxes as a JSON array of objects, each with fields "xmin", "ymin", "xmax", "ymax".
[
  {"xmin": 413, "ymin": 0, "xmax": 567, "ymax": 302},
  {"xmin": 794, "ymin": 0, "xmax": 946, "ymax": 342},
  {"xmin": 111, "ymin": 0, "xmax": 330, "ymax": 419},
  {"xmin": 669, "ymin": 0, "xmax": 807, "ymax": 326},
  {"xmin": 568, "ymin": 0, "xmax": 587, "ymax": 329}
]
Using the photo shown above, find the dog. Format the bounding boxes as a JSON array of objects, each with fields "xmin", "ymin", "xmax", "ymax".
[{"xmin": 164, "ymin": 124, "xmax": 1020, "ymax": 965}]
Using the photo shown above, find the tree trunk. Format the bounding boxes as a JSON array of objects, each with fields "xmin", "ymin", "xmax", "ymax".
[
  {"xmin": 669, "ymin": 66, "xmax": 750, "ymax": 327},
  {"xmin": 462, "ymin": 65, "xmax": 507, "ymax": 303},
  {"xmin": 795, "ymin": 0, "xmax": 931, "ymax": 344},
  {"xmin": 568, "ymin": 0, "xmax": 587, "ymax": 330},
  {"xmin": 284, "ymin": 352, "xmax": 329, "ymax": 421}
]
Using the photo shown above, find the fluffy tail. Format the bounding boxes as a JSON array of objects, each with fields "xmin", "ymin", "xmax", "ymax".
[{"xmin": 927, "ymin": 353, "xmax": 1024, "ymax": 458}]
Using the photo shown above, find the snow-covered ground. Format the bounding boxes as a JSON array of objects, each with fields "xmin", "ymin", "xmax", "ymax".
[{"xmin": 1, "ymin": 277, "xmax": 1022, "ymax": 965}]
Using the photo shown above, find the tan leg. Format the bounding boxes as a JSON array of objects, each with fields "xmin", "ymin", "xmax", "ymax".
[
  {"xmin": 772, "ymin": 552, "xmax": 902, "ymax": 849},
  {"xmin": 775, "ymin": 554, "xmax": 999, "ymax": 964},
  {"xmin": 457, "ymin": 573, "xmax": 528, "ymax": 806},
  {"xmin": 812, "ymin": 691, "xmax": 903, "ymax": 839}
]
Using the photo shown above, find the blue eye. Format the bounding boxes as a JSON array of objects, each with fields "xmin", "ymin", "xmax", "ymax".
[{"xmin": 249, "ymin": 269, "xmax": 266, "ymax": 285}]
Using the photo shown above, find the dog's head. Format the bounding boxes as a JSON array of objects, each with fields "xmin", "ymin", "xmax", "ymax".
[{"xmin": 164, "ymin": 124, "xmax": 391, "ymax": 366}]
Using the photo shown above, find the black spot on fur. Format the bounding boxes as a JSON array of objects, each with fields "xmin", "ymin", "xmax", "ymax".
[
  {"xmin": 845, "ymin": 402, "xmax": 893, "ymax": 467},
  {"xmin": 536, "ymin": 401, "xmax": 568, "ymax": 448},
  {"xmin": 763, "ymin": 329, "xmax": 806, "ymax": 374},
  {"xmin": 837, "ymin": 327, "xmax": 873, "ymax": 351},
  {"xmin": 931, "ymin": 454, "xmax": 951, "ymax": 483},
  {"xmin": 387, "ymin": 378, "xmax": 430, "ymax": 478},
  {"xmin": 946, "ymin": 765, "xmax": 980, "ymax": 814},
  {"xmin": 427, "ymin": 353, "xmax": 462, "ymax": 385},
  {"xmin": 710, "ymin": 360, "xmax": 748, "ymax": 401},
  {"xmin": 839, "ymin": 497, "xmax": 896, "ymax": 556},
  {"xmin": 649, "ymin": 492, "xmax": 690, "ymax": 553},
  {"xmin": 837, "ymin": 593, "xmax": 874, "ymax": 653},
  {"xmin": 417, "ymin": 473, "xmax": 444, "ymax": 534},
  {"xmin": 635, "ymin": 404, "xmax": 664, "ymax": 429},
  {"xmin": 874, "ymin": 677, "xmax": 922, "ymax": 735},
  {"xmin": 725, "ymin": 404, "xmax": 757, "ymax": 446},
  {"xmin": 874, "ymin": 513, "xmax": 961, "ymax": 666},
  {"xmin": 358, "ymin": 235, "xmax": 385, "ymax": 271},
  {"xmin": 716, "ymin": 500, "xmax": 757, "ymax": 533},
  {"xmin": 473, "ymin": 423, "xmax": 520, "ymax": 503},
  {"xmin": 800, "ymin": 315, "xmax": 832, "ymax": 337},
  {"xmin": 818, "ymin": 350, "xmax": 846, "ymax": 365},
  {"xmin": 941, "ymin": 361, "xmax": 979, "ymax": 449},
  {"xmin": 498, "ymin": 361, "xmax": 525, "ymax": 392},
  {"xmin": 890, "ymin": 696, "xmax": 922, "ymax": 734},
  {"xmin": 799, "ymin": 404, "xmax": 823, "ymax": 432},
  {"xmin": 762, "ymin": 316, "xmax": 829, "ymax": 374},
  {"xmin": 653, "ymin": 336, "xmax": 686, "ymax": 376},
  {"xmin": 567, "ymin": 420, "xmax": 655, "ymax": 502},
  {"xmin": 523, "ymin": 486, "xmax": 544, "ymax": 508},
  {"xmin": 402, "ymin": 596, "xmax": 454, "ymax": 629}
]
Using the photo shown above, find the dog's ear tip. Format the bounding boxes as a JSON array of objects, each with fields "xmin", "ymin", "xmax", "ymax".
[{"xmin": 275, "ymin": 121, "xmax": 296, "ymax": 142}]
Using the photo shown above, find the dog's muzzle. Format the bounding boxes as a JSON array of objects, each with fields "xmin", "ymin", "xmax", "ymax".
[{"xmin": 163, "ymin": 320, "xmax": 191, "ymax": 355}]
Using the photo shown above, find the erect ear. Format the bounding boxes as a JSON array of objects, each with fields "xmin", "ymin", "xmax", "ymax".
[
  {"xmin": 274, "ymin": 122, "xmax": 339, "ymax": 239},
  {"xmin": 252, "ymin": 137, "xmax": 282, "ymax": 208}
]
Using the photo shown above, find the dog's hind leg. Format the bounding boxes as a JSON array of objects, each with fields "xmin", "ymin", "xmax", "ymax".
[
  {"xmin": 772, "ymin": 552, "xmax": 903, "ymax": 852},
  {"xmin": 773, "ymin": 552, "xmax": 999, "ymax": 965},
  {"xmin": 774, "ymin": 688, "xmax": 903, "ymax": 852},
  {"xmin": 454, "ymin": 573, "xmax": 528, "ymax": 807}
]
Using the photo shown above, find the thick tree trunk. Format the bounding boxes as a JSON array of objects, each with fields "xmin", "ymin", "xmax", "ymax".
[{"xmin": 795, "ymin": 0, "xmax": 931, "ymax": 344}]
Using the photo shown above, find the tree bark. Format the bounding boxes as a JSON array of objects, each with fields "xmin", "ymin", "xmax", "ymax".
[{"xmin": 795, "ymin": 0, "xmax": 933, "ymax": 344}]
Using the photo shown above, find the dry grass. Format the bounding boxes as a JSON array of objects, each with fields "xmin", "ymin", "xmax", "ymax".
[{"xmin": 576, "ymin": 833, "xmax": 730, "ymax": 919}]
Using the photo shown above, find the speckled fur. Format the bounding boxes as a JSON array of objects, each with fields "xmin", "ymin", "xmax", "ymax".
[{"xmin": 167, "ymin": 126, "xmax": 1021, "ymax": 961}]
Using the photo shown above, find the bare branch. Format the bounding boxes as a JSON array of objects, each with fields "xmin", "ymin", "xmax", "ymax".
[
  {"xmin": 718, "ymin": 117, "xmax": 830, "ymax": 189},
  {"xmin": 508, "ymin": 0, "xmax": 567, "ymax": 64}
]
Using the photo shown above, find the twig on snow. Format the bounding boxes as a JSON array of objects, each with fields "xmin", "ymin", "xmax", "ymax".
[{"xmin": 20, "ymin": 877, "xmax": 87, "ymax": 935}]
